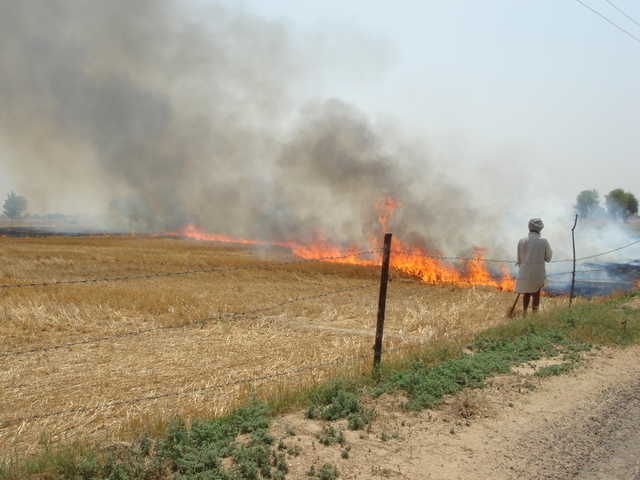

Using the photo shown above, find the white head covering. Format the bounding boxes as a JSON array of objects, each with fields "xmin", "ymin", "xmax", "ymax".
[{"xmin": 528, "ymin": 218, "xmax": 544, "ymax": 232}]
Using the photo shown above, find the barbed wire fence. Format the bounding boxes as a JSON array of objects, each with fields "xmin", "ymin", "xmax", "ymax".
[
  {"xmin": 1, "ymin": 227, "xmax": 639, "ymax": 427},
  {"xmin": 2, "ymin": 238, "xmax": 638, "ymax": 293}
]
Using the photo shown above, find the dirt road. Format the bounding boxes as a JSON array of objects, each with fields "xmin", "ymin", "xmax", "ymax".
[
  {"xmin": 274, "ymin": 345, "xmax": 640, "ymax": 479},
  {"xmin": 500, "ymin": 352, "xmax": 640, "ymax": 480}
]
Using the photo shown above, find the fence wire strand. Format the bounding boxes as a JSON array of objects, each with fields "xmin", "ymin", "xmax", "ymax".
[
  {"xmin": 0, "ymin": 316, "xmax": 501, "ymax": 426},
  {"xmin": 391, "ymin": 238, "xmax": 640, "ymax": 265},
  {"xmin": 0, "ymin": 353, "xmax": 371, "ymax": 426},
  {"xmin": 0, "ymin": 251, "xmax": 379, "ymax": 289},
  {"xmin": 0, "ymin": 282, "xmax": 380, "ymax": 359},
  {"xmin": 2, "ymin": 241, "xmax": 638, "ymax": 291}
]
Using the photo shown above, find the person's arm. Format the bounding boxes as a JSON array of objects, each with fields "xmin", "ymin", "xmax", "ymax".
[
  {"xmin": 516, "ymin": 239, "xmax": 522, "ymax": 266},
  {"xmin": 545, "ymin": 240, "xmax": 553, "ymax": 262}
]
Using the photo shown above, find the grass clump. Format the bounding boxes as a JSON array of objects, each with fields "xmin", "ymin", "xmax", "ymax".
[
  {"xmin": 316, "ymin": 425, "xmax": 346, "ymax": 447},
  {"xmin": 0, "ymin": 395, "xmax": 284, "ymax": 480},
  {"xmin": 372, "ymin": 324, "xmax": 593, "ymax": 411},
  {"xmin": 534, "ymin": 362, "xmax": 574, "ymax": 377},
  {"xmin": 560, "ymin": 294, "xmax": 640, "ymax": 345},
  {"xmin": 305, "ymin": 378, "xmax": 374, "ymax": 430},
  {"xmin": 308, "ymin": 463, "xmax": 339, "ymax": 480},
  {"xmin": 157, "ymin": 395, "xmax": 288, "ymax": 480}
]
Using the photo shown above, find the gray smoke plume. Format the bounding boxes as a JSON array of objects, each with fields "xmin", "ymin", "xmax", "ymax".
[{"xmin": 0, "ymin": 0, "xmax": 503, "ymax": 256}]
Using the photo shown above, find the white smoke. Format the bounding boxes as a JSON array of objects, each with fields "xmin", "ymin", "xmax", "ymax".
[{"xmin": 1, "ymin": 0, "xmax": 636, "ymax": 268}]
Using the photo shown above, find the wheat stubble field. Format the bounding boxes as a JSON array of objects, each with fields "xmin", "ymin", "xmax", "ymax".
[{"xmin": 0, "ymin": 233, "xmax": 568, "ymax": 459}]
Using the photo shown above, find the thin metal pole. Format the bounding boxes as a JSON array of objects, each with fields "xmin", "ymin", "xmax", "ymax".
[
  {"xmin": 373, "ymin": 233, "xmax": 392, "ymax": 370},
  {"xmin": 569, "ymin": 214, "xmax": 578, "ymax": 306}
]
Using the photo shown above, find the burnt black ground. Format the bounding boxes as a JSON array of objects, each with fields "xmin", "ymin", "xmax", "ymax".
[
  {"xmin": 547, "ymin": 261, "xmax": 640, "ymax": 299},
  {"xmin": 0, "ymin": 226, "xmax": 106, "ymax": 237}
]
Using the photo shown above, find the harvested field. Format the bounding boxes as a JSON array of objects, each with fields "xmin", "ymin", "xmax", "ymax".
[{"xmin": 0, "ymin": 234, "xmax": 570, "ymax": 459}]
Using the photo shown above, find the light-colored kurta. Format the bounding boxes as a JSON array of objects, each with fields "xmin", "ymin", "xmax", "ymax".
[{"xmin": 514, "ymin": 232, "xmax": 553, "ymax": 293}]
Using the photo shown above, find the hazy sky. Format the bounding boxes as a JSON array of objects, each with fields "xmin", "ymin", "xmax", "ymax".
[
  {"xmin": 236, "ymin": 0, "xmax": 640, "ymax": 207},
  {"xmin": 0, "ymin": 0, "xmax": 638, "ymax": 260}
]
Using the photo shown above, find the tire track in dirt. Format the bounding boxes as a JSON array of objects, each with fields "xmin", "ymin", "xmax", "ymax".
[{"xmin": 508, "ymin": 371, "xmax": 640, "ymax": 479}]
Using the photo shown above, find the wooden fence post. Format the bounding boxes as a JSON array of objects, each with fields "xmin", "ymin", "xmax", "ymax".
[
  {"xmin": 569, "ymin": 214, "xmax": 578, "ymax": 307},
  {"xmin": 373, "ymin": 233, "xmax": 392, "ymax": 370}
]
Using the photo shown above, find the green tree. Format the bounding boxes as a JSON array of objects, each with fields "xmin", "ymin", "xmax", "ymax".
[
  {"xmin": 604, "ymin": 188, "xmax": 638, "ymax": 222},
  {"xmin": 573, "ymin": 189, "xmax": 600, "ymax": 219},
  {"xmin": 3, "ymin": 190, "xmax": 28, "ymax": 224}
]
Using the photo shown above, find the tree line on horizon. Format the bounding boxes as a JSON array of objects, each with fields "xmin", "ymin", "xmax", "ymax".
[
  {"xmin": 3, "ymin": 188, "xmax": 639, "ymax": 227},
  {"xmin": 574, "ymin": 188, "xmax": 638, "ymax": 222}
]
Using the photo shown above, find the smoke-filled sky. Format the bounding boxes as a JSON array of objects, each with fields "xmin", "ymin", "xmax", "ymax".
[
  {"xmin": 242, "ymin": 0, "xmax": 640, "ymax": 203},
  {"xmin": 1, "ymin": 0, "xmax": 639, "ymax": 260}
]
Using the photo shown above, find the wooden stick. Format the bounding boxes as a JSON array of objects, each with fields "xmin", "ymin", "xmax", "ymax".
[{"xmin": 508, "ymin": 293, "xmax": 520, "ymax": 318}]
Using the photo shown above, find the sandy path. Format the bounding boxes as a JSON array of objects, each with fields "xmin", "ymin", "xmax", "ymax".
[{"xmin": 272, "ymin": 345, "xmax": 640, "ymax": 479}]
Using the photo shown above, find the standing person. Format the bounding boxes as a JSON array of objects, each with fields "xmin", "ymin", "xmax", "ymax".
[{"xmin": 514, "ymin": 218, "xmax": 553, "ymax": 315}]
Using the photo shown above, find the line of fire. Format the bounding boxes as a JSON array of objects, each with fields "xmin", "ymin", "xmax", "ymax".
[{"xmin": 168, "ymin": 196, "xmax": 640, "ymax": 299}]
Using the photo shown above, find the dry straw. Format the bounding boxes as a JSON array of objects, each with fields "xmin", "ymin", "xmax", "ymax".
[{"xmin": 0, "ymin": 235, "xmax": 568, "ymax": 459}]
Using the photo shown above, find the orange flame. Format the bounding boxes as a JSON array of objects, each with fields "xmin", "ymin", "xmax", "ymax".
[
  {"xmin": 176, "ymin": 223, "xmax": 263, "ymax": 245},
  {"xmin": 174, "ymin": 224, "xmax": 375, "ymax": 266},
  {"xmin": 387, "ymin": 241, "xmax": 512, "ymax": 289},
  {"xmin": 171, "ymin": 196, "xmax": 513, "ymax": 290},
  {"xmin": 375, "ymin": 195, "xmax": 403, "ymax": 233},
  {"xmin": 284, "ymin": 234, "xmax": 373, "ymax": 265}
]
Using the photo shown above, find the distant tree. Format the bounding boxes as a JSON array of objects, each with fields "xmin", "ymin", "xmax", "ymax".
[
  {"xmin": 605, "ymin": 188, "xmax": 638, "ymax": 222},
  {"xmin": 573, "ymin": 189, "xmax": 600, "ymax": 219},
  {"xmin": 3, "ymin": 191, "xmax": 28, "ymax": 224},
  {"xmin": 630, "ymin": 194, "xmax": 640, "ymax": 218}
]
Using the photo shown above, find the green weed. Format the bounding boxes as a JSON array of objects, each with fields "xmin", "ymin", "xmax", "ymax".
[
  {"xmin": 373, "ymin": 326, "xmax": 592, "ymax": 411},
  {"xmin": 1, "ymin": 396, "xmax": 281, "ymax": 480},
  {"xmin": 305, "ymin": 378, "xmax": 374, "ymax": 430},
  {"xmin": 316, "ymin": 425, "xmax": 346, "ymax": 447},
  {"xmin": 308, "ymin": 462, "xmax": 339, "ymax": 480},
  {"xmin": 534, "ymin": 362, "xmax": 574, "ymax": 377}
]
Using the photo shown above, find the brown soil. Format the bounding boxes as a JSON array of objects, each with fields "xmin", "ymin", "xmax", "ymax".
[{"xmin": 271, "ymin": 344, "xmax": 640, "ymax": 480}]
